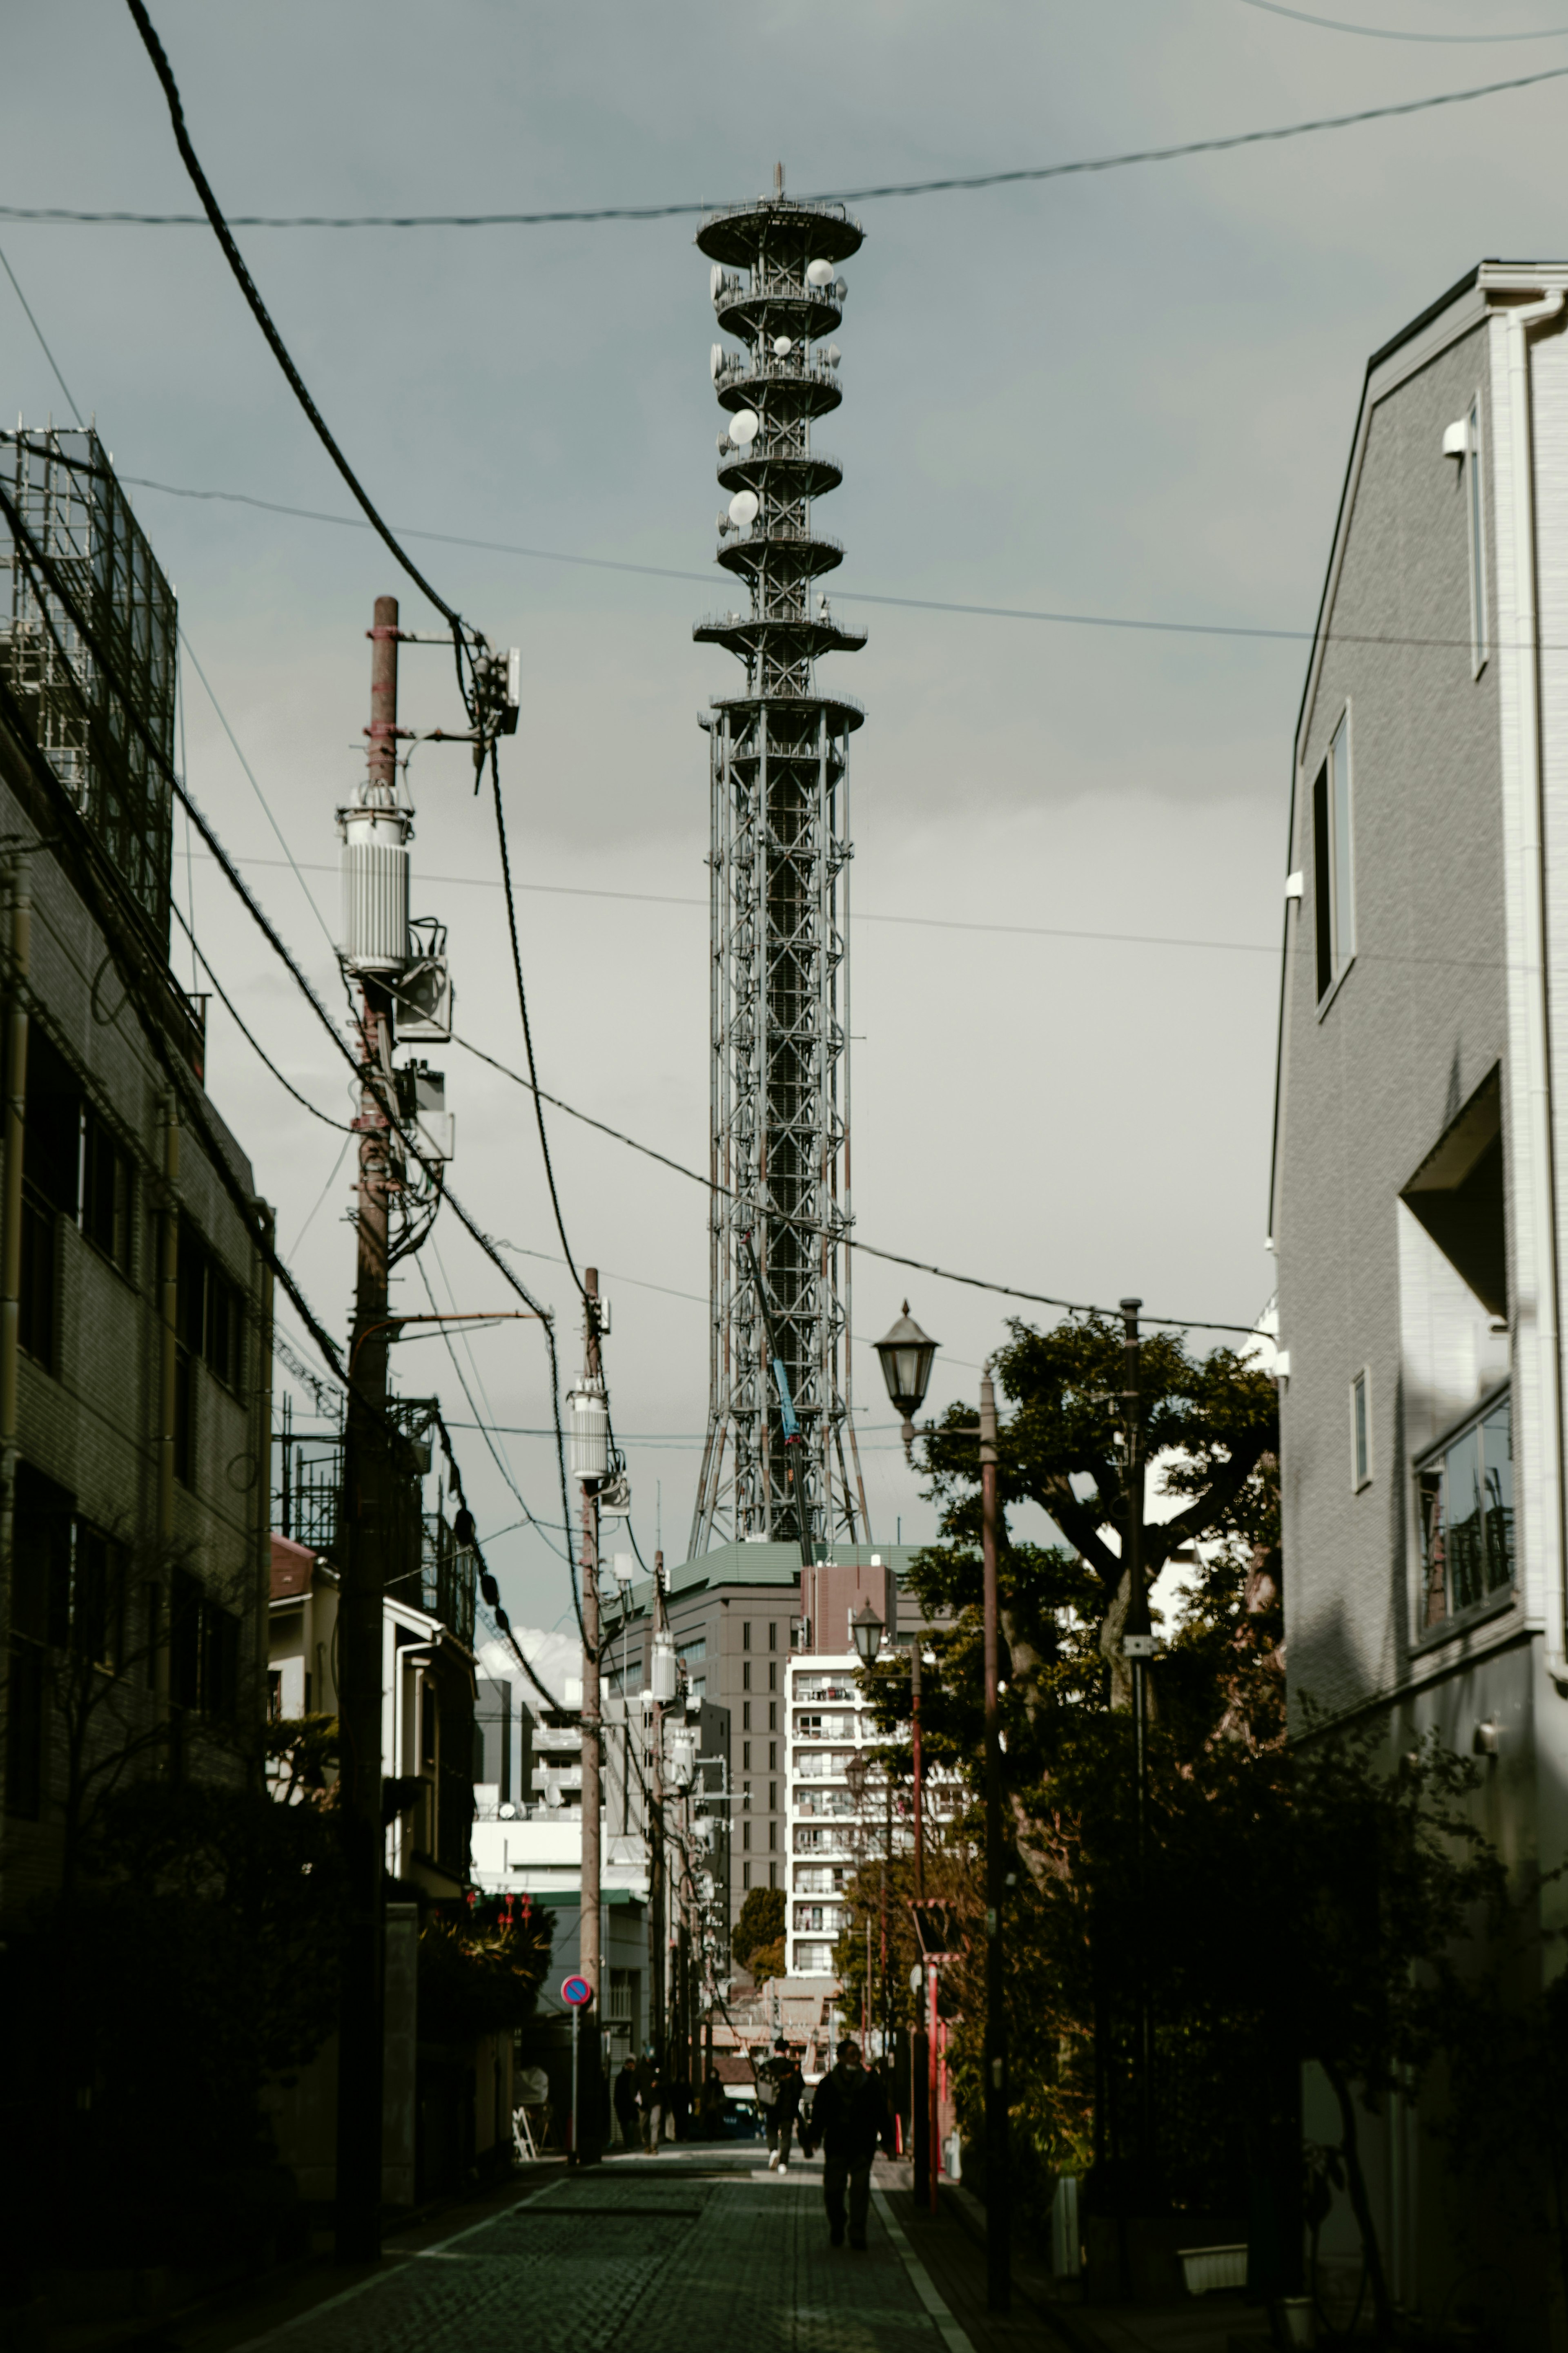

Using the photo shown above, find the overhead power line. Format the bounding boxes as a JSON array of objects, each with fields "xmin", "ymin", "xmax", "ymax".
[
  {"xmin": 1239, "ymin": 0, "xmax": 1568, "ymax": 39},
  {"xmin": 121, "ymin": 0, "xmax": 466, "ymax": 640},
  {"xmin": 9, "ymin": 58, "xmax": 1568, "ymax": 228}
]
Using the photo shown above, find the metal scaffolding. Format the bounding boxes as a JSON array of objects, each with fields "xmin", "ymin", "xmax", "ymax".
[
  {"xmin": 689, "ymin": 171, "xmax": 870, "ymax": 1557},
  {"xmin": 0, "ymin": 427, "xmax": 176, "ymax": 948}
]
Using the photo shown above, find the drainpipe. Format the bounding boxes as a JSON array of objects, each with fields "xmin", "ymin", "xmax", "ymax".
[{"xmin": 1497, "ymin": 286, "xmax": 1568, "ymax": 1687}]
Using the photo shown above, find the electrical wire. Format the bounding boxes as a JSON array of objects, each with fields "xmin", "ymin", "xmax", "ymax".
[
  {"xmin": 1239, "ymin": 0, "xmax": 1568, "ymax": 38},
  {"xmin": 488, "ymin": 742, "xmax": 586, "ymax": 1302},
  {"xmin": 169, "ymin": 898, "xmax": 353, "ymax": 1131},
  {"xmin": 1, "ymin": 302, "xmax": 1267, "ymax": 1348},
  {"xmin": 115, "ymin": 460, "xmax": 1568, "ymax": 662},
  {"xmin": 0, "ymin": 241, "xmax": 84, "ymax": 419},
  {"xmin": 14, "ymin": 58, "xmax": 1568, "ymax": 227},
  {"xmin": 288, "ymin": 1131, "xmax": 352, "ymax": 1258},
  {"xmin": 178, "ymin": 627, "xmax": 336, "ymax": 952},
  {"xmin": 121, "ymin": 0, "xmax": 467, "ymax": 649}
]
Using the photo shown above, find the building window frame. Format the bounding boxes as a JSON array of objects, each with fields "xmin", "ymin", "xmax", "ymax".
[
  {"xmin": 1350, "ymin": 1367, "xmax": 1372, "ymax": 1492},
  {"xmin": 1312, "ymin": 703, "xmax": 1356, "ymax": 1012},
  {"xmin": 1415, "ymin": 1385, "xmax": 1515, "ymax": 1634}
]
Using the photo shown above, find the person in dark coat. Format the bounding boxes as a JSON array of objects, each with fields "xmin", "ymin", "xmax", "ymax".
[
  {"xmin": 800, "ymin": 2041, "xmax": 893, "ymax": 2249},
  {"xmin": 613, "ymin": 2057, "xmax": 641, "ymax": 2152},
  {"xmin": 757, "ymin": 2036, "xmax": 804, "ymax": 2172}
]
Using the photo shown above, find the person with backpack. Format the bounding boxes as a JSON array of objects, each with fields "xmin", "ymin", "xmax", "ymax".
[
  {"xmin": 800, "ymin": 2041, "xmax": 893, "ymax": 2249},
  {"xmin": 756, "ymin": 2035, "xmax": 804, "ymax": 2172}
]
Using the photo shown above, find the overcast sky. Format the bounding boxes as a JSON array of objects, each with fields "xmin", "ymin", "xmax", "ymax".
[{"xmin": 5, "ymin": 0, "xmax": 1565, "ymax": 1630}]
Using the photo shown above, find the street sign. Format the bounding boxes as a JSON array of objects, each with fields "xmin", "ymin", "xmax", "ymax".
[{"xmin": 561, "ymin": 1975, "xmax": 594, "ymax": 2008}]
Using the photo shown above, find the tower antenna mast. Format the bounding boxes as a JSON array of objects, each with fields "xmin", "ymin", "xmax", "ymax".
[{"xmin": 689, "ymin": 171, "xmax": 869, "ymax": 1557}]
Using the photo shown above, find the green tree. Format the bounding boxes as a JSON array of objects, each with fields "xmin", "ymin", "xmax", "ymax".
[{"xmin": 733, "ymin": 1882, "xmax": 785, "ymax": 1976}]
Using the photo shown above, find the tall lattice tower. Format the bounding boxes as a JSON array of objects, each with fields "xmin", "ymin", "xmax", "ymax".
[{"xmin": 688, "ymin": 168, "xmax": 869, "ymax": 1559}]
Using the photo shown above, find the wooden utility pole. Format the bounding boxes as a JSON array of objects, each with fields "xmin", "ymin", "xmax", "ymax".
[
  {"xmin": 576, "ymin": 1267, "xmax": 604, "ymax": 2161},
  {"xmin": 980, "ymin": 1374, "xmax": 1010, "ymax": 2311},
  {"xmin": 334, "ymin": 595, "xmax": 399, "ymax": 2261},
  {"xmin": 650, "ymin": 1550, "xmax": 667, "ymax": 2067},
  {"xmin": 1120, "ymin": 1298, "xmax": 1154, "ymax": 2190}
]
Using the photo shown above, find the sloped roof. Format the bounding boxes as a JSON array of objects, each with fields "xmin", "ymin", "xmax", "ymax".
[{"xmin": 270, "ymin": 1531, "xmax": 317, "ymax": 1601}]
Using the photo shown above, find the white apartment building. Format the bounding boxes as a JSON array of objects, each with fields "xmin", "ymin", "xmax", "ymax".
[{"xmin": 785, "ymin": 1648, "xmax": 878, "ymax": 1977}]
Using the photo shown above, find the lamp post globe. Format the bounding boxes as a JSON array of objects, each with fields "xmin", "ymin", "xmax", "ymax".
[
  {"xmin": 850, "ymin": 1601, "xmax": 884, "ymax": 1666},
  {"xmin": 873, "ymin": 1302, "xmax": 938, "ymax": 1461}
]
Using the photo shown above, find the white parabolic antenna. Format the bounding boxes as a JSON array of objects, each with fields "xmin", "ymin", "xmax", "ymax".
[
  {"xmin": 731, "ymin": 410, "xmax": 760, "ymax": 446},
  {"xmin": 805, "ymin": 258, "xmax": 835, "ymax": 288},
  {"xmin": 728, "ymin": 490, "xmax": 760, "ymax": 528},
  {"xmin": 824, "ymin": 345, "xmax": 842, "ymax": 369},
  {"xmin": 710, "ymin": 263, "xmax": 726, "ymax": 300},
  {"xmin": 772, "ymin": 335, "xmax": 793, "ymax": 357},
  {"xmin": 710, "ymin": 343, "xmax": 725, "ymax": 381}
]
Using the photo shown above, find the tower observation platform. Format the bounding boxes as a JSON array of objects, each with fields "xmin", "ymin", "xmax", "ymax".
[{"xmin": 689, "ymin": 167, "xmax": 870, "ymax": 1560}]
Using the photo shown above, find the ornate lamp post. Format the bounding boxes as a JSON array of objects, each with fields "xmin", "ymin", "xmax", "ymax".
[{"xmin": 873, "ymin": 1303, "xmax": 939, "ymax": 1461}]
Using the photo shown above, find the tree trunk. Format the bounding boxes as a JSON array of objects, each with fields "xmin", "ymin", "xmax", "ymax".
[
  {"xmin": 1099, "ymin": 1568, "xmax": 1133, "ymax": 1711},
  {"xmin": 1321, "ymin": 2057, "xmax": 1394, "ymax": 2340}
]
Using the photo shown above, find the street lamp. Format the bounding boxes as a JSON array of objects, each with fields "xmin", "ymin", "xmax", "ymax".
[
  {"xmin": 850, "ymin": 1602, "xmax": 884, "ymax": 1666},
  {"xmin": 873, "ymin": 1303, "xmax": 939, "ymax": 1461}
]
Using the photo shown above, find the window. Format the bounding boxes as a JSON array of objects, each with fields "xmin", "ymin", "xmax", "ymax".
[
  {"xmin": 769, "ymin": 1860, "xmax": 777, "ymax": 1887},
  {"xmin": 743, "ymin": 1822, "xmax": 751, "ymax": 1851},
  {"xmin": 769, "ymin": 1701, "xmax": 777, "ymax": 1731},
  {"xmin": 768, "ymin": 1661, "xmax": 777, "ymax": 1692},
  {"xmin": 81, "ymin": 1106, "xmax": 133, "ymax": 1274},
  {"xmin": 769, "ymin": 1780, "xmax": 777, "ymax": 1813},
  {"xmin": 178, "ymin": 1221, "xmax": 244, "ymax": 1392},
  {"xmin": 768, "ymin": 1621, "xmax": 777, "ymax": 1651},
  {"xmin": 742, "ymin": 1621, "xmax": 751, "ymax": 1650},
  {"xmin": 1351, "ymin": 1369, "xmax": 1372, "ymax": 1491},
  {"xmin": 742, "ymin": 1740, "xmax": 751, "ymax": 1770},
  {"xmin": 1418, "ymin": 1391, "xmax": 1515, "ymax": 1628},
  {"xmin": 1312, "ymin": 708, "xmax": 1355, "ymax": 1003},
  {"xmin": 743, "ymin": 1861, "xmax": 752, "ymax": 1889},
  {"xmin": 742, "ymin": 1662, "xmax": 751, "ymax": 1692},
  {"xmin": 742, "ymin": 1701, "xmax": 751, "ymax": 1731},
  {"xmin": 677, "ymin": 1635, "xmax": 706, "ymax": 1665},
  {"xmin": 169, "ymin": 1569, "xmax": 241, "ymax": 1717},
  {"xmin": 796, "ymin": 1713, "xmax": 822, "ymax": 1738},
  {"xmin": 769, "ymin": 1742, "xmax": 777, "ymax": 1771},
  {"xmin": 1463, "ymin": 395, "xmax": 1489, "ymax": 675}
]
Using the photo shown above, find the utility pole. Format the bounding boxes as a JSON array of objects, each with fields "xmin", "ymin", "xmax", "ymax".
[
  {"xmin": 1120, "ymin": 1298, "xmax": 1154, "ymax": 2192},
  {"xmin": 650, "ymin": 1550, "xmax": 667, "ymax": 2068},
  {"xmin": 334, "ymin": 594, "xmax": 399, "ymax": 2262},
  {"xmin": 577, "ymin": 1267, "xmax": 604, "ymax": 2162},
  {"xmin": 980, "ymin": 1374, "xmax": 1010, "ymax": 2311}
]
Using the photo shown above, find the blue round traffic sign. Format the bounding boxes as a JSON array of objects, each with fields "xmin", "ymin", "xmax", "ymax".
[{"xmin": 561, "ymin": 1975, "xmax": 594, "ymax": 2008}]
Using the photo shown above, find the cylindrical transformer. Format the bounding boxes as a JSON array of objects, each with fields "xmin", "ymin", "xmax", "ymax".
[
  {"xmin": 650, "ymin": 1636, "xmax": 677, "ymax": 1704},
  {"xmin": 567, "ymin": 1377, "xmax": 610, "ymax": 1484},
  {"xmin": 339, "ymin": 801, "xmax": 410, "ymax": 973}
]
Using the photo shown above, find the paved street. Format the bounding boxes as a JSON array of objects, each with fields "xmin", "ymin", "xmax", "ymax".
[{"xmin": 227, "ymin": 2152, "xmax": 974, "ymax": 2353}]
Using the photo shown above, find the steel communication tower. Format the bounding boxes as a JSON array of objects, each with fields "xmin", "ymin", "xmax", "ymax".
[{"xmin": 688, "ymin": 166, "xmax": 869, "ymax": 1559}]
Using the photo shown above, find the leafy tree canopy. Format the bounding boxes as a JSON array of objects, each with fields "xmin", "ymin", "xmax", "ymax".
[{"xmin": 733, "ymin": 1883, "xmax": 785, "ymax": 1973}]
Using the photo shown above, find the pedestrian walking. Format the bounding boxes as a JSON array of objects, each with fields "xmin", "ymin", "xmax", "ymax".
[
  {"xmin": 613, "ymin": 2057, "xmax": 641, "ymax": 2153},
  {"xmin": 644, "ymin": 2064, "xmax": 670, "ymax": 2155},
  {"xmin": 757, "ymin": 2036, "xmax": 804, "ymax": 2173},
  {"xmin": 800, "ymin": 2041, "xmax": 893, "ymax": 2250},
  {"xmin": 670, "ymin": 2073, "xmax": 693, "ymax": 2142}
]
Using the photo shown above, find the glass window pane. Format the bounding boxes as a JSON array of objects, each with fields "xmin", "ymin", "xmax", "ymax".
[
  {"xmin": 1481, "ymin": 1398, "xmax": 1514, "ymax": 1592},
  {"xmin": 1331, "ymin": 714, "xmax": 1354, "ymax": 970},
  {"xmin": 1419, "ymin": 1467, "xmax": 1446, "ymax": 1629},
  {"xmin": 1446, "ymin": 1425, "xmax": 1485, "ymax": 1612}
]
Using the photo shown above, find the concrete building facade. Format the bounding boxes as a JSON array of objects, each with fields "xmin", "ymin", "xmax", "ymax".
[{"xmin": 1273, "ymin": 261, "xmax": 1568, "ymax": 2337}]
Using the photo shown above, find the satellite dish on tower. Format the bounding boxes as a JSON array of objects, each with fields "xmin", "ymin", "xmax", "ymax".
[
  {"xmin": 824, "ymin": 345, "xmax": 842, "ymax": 369},
  {"xmin": 731, "ymin": 410, "xmax": 760, "ymax": 446},
  {"xmin": 772, "ymin": 335, "xmax": 793, "ymax": 358},
  {"xmin": 710, "ymin": 343, "xmax": 726, "ymax": 381},
  {"xmin": 805, "ymin": 259, "xmax": 835, "ymax": 288},
  {"xmin": 728, "ymin": 490, "xmax": 760, "ymax": 529},
  {"xmin": 710, "ymin": 263, "xmax": 726, "ymax": 301}
]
